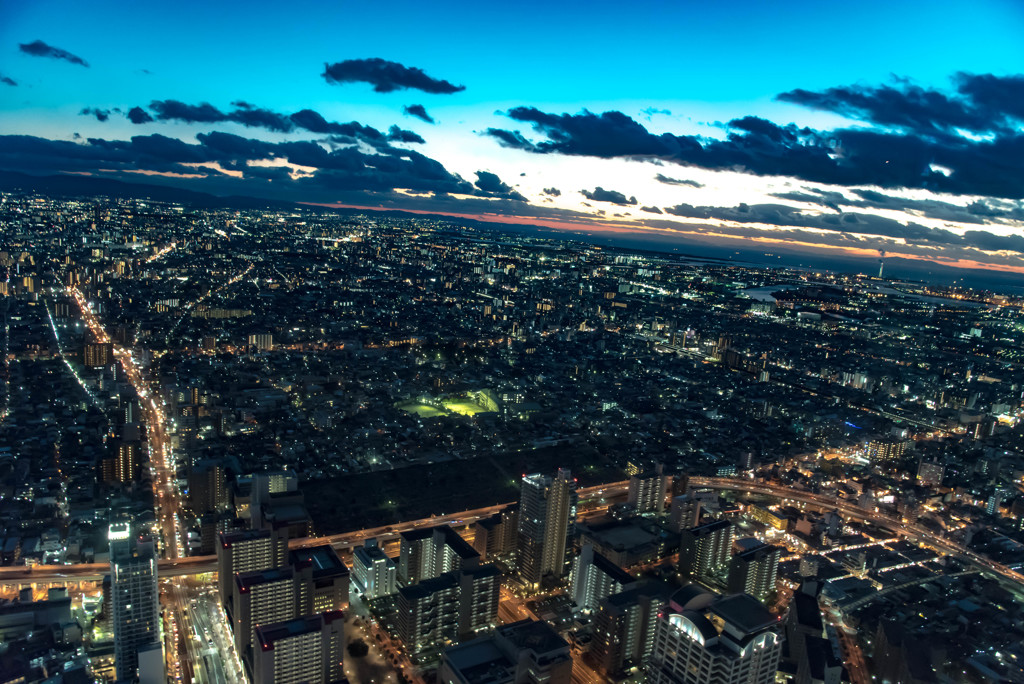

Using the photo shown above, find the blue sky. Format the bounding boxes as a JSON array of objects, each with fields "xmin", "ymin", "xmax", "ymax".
[{"xmin": 2, "ymin": 0, "xmax": 1024, "ymax": 276}]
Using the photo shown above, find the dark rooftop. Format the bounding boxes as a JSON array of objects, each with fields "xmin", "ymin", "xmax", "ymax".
[{"xmin": 710, "ymin": 594, "xmax": 780, "ymax": 636}]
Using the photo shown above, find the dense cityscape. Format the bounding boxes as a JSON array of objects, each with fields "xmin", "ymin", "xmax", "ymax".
[{"xmin": 2, "ymin": 191, "xmax": 1024, "ymax": 684}]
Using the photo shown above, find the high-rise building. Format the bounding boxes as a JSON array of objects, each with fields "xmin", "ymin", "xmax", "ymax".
[
  {"xmin": 84, "ymin": 341, "xmax": 114, "ymax": 367},
  {"xmin": 679, "ymin": 520, "xmax": 734, "ymax": 582},
  {"xmin": 399, "ymin": 524, "xmax": 481, "ymax": 586},
  {"xmin": 396, "ymin": 574, "xmax": 461, "ymax": 655},
  {"xmin": 439, "ymin": 619, "xmax": 572, "ymax": 684},
  {"xmin": 591, "ymin": 581, "xmax": 674, "ymax": 677},
  {"xmin": 290, "ymin": 545, "xmax": 350, "ymax": 614},
  {"xmin": 628, "ymin": 469, "xmax": 668, "ymax": 514},
  {"xmin": 646, "ymin": 593, "xmax": 782, "ymax": 684},
  {"xmin": 517, "ymin": 469, "xmax": 577, "ymax": 587},
  {"xmin": 669, "ymin": 495, "xmax": 701, "ymax": 532},
  {"xmin": 727, "ymin": 544, "xmax": 782, "ymax": 602},
  {"xmin": 217, "ymin": 529, "xmax": 284, "ymax": 611},
  {"xmin": 115, "ymin": 440, "xmax": 141, "ymax": 484},
  {"xmin": 351, "ymin": 539, "xmax": 397, "ymax": 601},
  {"xmin": 234, "ymin": 568, "xmax": 296, "ymax": 660},
  {"xmin": 472, "ymin": 505, "xmax": 518, "ymax": 560},
  {"xmin": 108, "ymin": 523, "xmax": 161, "ymax": 682},
  {"xmin": 866, "ymin": 438, "xmax": 910, "ymax": 467},
  {"xmin": 457, "ymin": 565, "xmax": 501, "ymax": 640},
  {"xmin": 251, "ymin": 611, "xmax": 345, "ymax": 684},
  {"xmin": 187, "ymin": 460, "xmax": 229, "ymax": 514},
  {"xmin": 570, "ymin": 543, "xmax": 635, "ymax": 612},
  {"xmin": 248, "ymin": 333, "xmax": 274, "ymax": 352}
]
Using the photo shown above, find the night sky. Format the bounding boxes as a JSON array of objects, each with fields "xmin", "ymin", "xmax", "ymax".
[{"xmin": 3, "ymin": 0, "xmax": 1024, "ymax": 276}]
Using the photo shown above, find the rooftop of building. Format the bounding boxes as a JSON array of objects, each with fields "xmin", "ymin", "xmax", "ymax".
[
  {"xmin": 219, "ymin": 528, "xmax": 270, "ymax": 546},
  {"xmin": 399, "ymin": 572, "xmax": 458, "ymax": 599},
  {"xmin": 290, "ymin": 544, "xmax": 348, "ymax": 577},
  {"xmin": 710, "ymin": 594, "xmax": 780, "ymax": 636},
  {"xmin": 443, "ymin": 638, "xmax": 513, "ymax": 684},
  {"xmin": 590, "ymin": 549, "xmax": 636, "ymax": 586},
  {"xmin": 495, "ymin": 619, "xmax": 568, "ymax": 655},
  {"xmin": 236, "ymin": 566, "xmax": 293, "ymax": 591}
]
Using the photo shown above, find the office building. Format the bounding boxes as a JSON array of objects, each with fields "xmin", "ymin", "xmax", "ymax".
[
  {"xmin": 679, "ymin": 519, "xmax": 734, "ymax": 582},
  {"xmin": 234, "ymin": 567, "xmax": 296, "ymax": 659},
  {"xmin": 108, "ymin": 523, "xmax": 161, "ymax": 682},
  {"xmin": 351, "ymin": 539, "xmax": 397, "ymax": 600},
  {"xmin": 646, "ymin": 592, "xmax": 783, "ymax": 684},
  {"xmin": 570, "ymin": 543, "xmax": 635, "ymax": 612},
  {"xmin": 517, "ymin": 469, "xmax": 577, "ymax": 587},
  {"xmin": 439, "ymin": 619, "xmax": 572, "ymax": 684},
  {"xmin": 727, "ymin": 544, "xmax": 782, "ymax": 602},
  {"xmin": 251, "ymin": 611, "xmax": 345, "ymax": 684}
]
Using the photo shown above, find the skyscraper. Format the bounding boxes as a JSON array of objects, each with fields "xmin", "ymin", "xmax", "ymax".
[
  {"xmin": 517, "ymin": 469, "xmax": 577, "ymax": 587},
  {"xmin": 108, "ymin": 522, "xmax": 161, "ymax": 682}
]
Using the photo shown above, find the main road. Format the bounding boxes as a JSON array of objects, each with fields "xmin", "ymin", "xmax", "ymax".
[
  {"xmin": 69, "ymin": 286, "xmax": 183, "ymax": 560},
  {"xmin": 6, "ymin": 477, "xmax": 1022, "ymax": 589}
]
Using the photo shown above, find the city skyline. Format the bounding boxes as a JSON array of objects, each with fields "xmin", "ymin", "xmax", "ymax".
[{"xmin": 3, "ymin": 0, "xmax": 1024, "ymax": 280}]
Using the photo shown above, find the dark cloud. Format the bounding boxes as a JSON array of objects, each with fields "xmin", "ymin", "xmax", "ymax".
[
  {"xmin": 474, "ymin": 171, "xmax": 526, "ymax": 201},
  {"xmin": 226, "ymin": 101, "xmax": 293, "ymax": 132},
  {"xmin": 79, "ymin": 107, "xmax": 110, "ymax": 122},
  {"xmin": 403, "ymin": 104, "xmax": 435, "ymax": 124},
  {"xmin": 1, "ymin": 74, "xmax": 16, "ymax": 87},
  {"xmin": 581, "ymin": 187, "xmax": 637, "ymax": 206},
  {"xmin": 955, "ymin": 73, "xmax": 1024, "ymax": 125},
  {"xmin": 140, "ymin": 100, "xmax": 417, "ymax": 150},
  {"xmin": 18, "ymin": 40, "xmax": 88, "ymax": 67},
  {"xmin": 386, "ymin": 125, "xmax": 425, "ymax": 144},
  {"xmin": 778, "ymin": 73, "xmax": 1024, "ymax": 138},
  {"xmin": 150, "ymin": 100, "xmax": 227, "ymax": 124},
  {"xmin": 641, "ymin": 107, "xmax": 671, "ymax": 119},
  {"xmin": 542, "ymin": 187, "xmax": 561, "ymax": 196},
  {"xmin": 660, "ymin": 200, "xmax": 1024, "ymax": 254},
  {"xmin": 0, "ymin": 131, "xmax": 483, "ymax": 202},
  {"xmin": 640, "ymin": 206, "xmax": 663, "ymax": 214},
  {"xmin": 484, "ymin": 90, "xmax": 1024, "ymax": 199},
  {"xmin": 127, "ymin": 106, "xmax": 154, "ymax": 124},
  {"xmin": 322, "ymin": 58, "xmax": 465, "ymax": 94},
  {"xmin": 770, "ymin": 186, "xmax": 1024, "ymax": 226},
  {"xmin": 655, "ymin": 173, "xmax": 703, "ymax": 188}
]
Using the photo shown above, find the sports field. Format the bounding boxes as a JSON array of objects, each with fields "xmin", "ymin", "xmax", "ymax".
[
  {"xmin": 442, "ymin": 399, "xmax": 486, "ymax": 416},
  {"xmin": 401, "ymin": 402, "xmax": 448, "ymax": 417}
]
